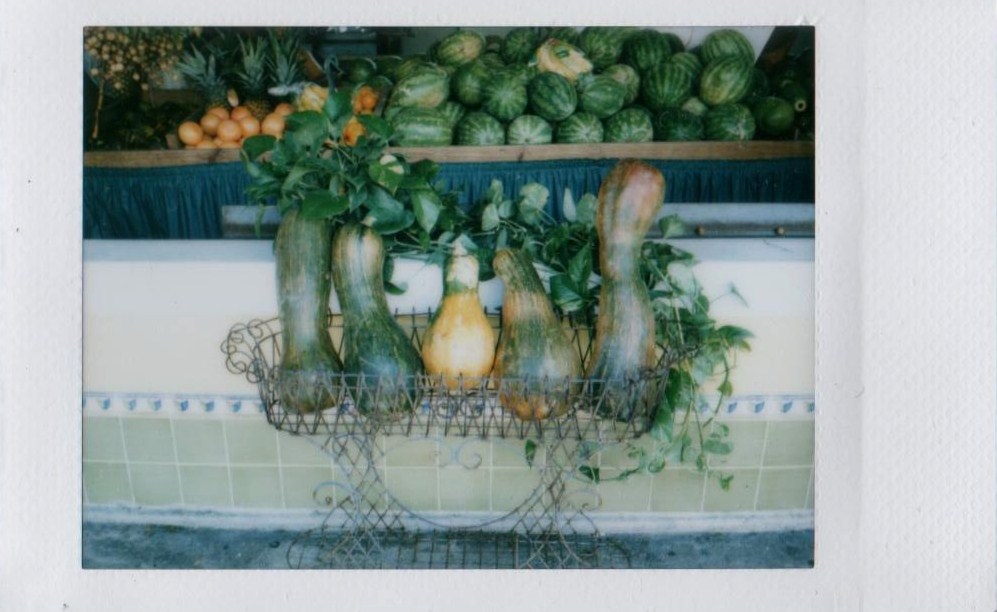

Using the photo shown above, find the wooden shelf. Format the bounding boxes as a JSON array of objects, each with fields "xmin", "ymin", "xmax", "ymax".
[{"xmin": 84, "ymin": 141, "xmax": 814, "ymax": 168}]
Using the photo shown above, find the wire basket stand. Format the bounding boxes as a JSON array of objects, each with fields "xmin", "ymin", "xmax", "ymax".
[{"xmin": 222, "ymin": 310, "xmax": 679, "ymax": 569}]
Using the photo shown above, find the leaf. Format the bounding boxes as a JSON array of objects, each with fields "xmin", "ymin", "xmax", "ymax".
[
  {"xmin": 285, "ymin": 111, "xmax": 328, "ymax": 151},
  {"xmin": 240, "ymin": 134, "xmax": 277, "ymax": 162},
  {"xmin": 300, "ymin": 190, "xmax": 348, "ymax": 219},
  {"xmin": 357, "ymin": 114, "xmax": 392, "ymax": 141},
  {"xmin": 409, "ymin": 159, "xmax": 441, "ymax": 180},
  {"xmin": 578, "ymin": 465, "xmax": 600, "ymax": 483},
  {"xmin": 281, "ymin": 162, "xmax": 321, "ymax": 195},
  {"xmin": 481, "ymin": 203, "xmax": 500, "ymax": 231},
  {"xmin": 496, "ymin": 227, "xmax": 509, "ymax": 249},
  {"xmin": 322, "ymin": 89, "xmax": 353, "ymax": 122},
  {"xmin": 518, "ymin": 183, "xmax": 549, "ymax": 225},
  {"xmin": 524, "ymin": 439, "xmax": 537, "ymax": 468},
  {"xmin": 549, "ymin": 274, "xmax": 585, "ymax": 313},
  {"xmin": 561, "ymin": 188, "xmax": 577, "ymax": 222},
  {"xmin": 485, "ymin": 179, "xmax": 505, "ymax": 205},
  {"xmin": 717, "ymin": 379, "xmax": 733, "ymax": 397},
  {"xmin": 574, "ymin": 193, "xmax": 598, "ymax": 226},
  {"xmin": 728, "ymin": 282, "xmax": 749, "ymax": 306},
  {"xmin": 567, "ymin": 244, "xmax": 593, "ymax": 287},
  {"xmin": 368, "ymin": 160, "xmax": 405, "ymax": 194},
  {"xmin": 363, "ymin": 186, "xmax": 413, "ymax": 234},
  {"xmin": 382, "ymin": 256, "xmax": 408, "ymax": 294},
  {"xmin": 497, "ymin": 199, "xmax": 515, "ymax": 219},
  {"xmin": 411, "ymin": 189, "xmax": 441, "ymax": 233},
  {"xmin": 718, "ymin": 473, "xmax": 735, "ymax": 491},
  {"xmin": 703, "ymin": 438, "xmax": 733, "ymax": 455},
  {"xmin": 658, "ymin": 214, "xmax": 686, "ymax": 239}
]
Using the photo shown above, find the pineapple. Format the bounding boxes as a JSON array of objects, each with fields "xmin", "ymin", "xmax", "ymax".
[
  {"xmin": 235, "ymin": 35, "xmax": 271, "ymax": 120},
  {"xmin": 267, "ymin": 30, "xmax": 305, "ymax": 102},
  {"xmin": 176, "ymin": 46, "xmax": 229, "ymax": 111}
]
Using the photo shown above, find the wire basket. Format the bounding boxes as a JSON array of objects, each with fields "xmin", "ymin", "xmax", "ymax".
[{"xmin": 222, "ymin": 310, "xmax": 679, "ymax": 442}]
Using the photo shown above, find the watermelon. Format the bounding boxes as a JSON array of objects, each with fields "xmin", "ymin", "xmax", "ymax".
[
  {"xmin": 436, "ymin": 29, "xmax": 486, "ymax": 67},
  {"xmin": 742, "ymin": 68, "xmax": 771, "ymax": 106},
  {"xmin": 577, "ymin": 74, "xmax": 627, "ymax": 119},
  {"xmin": 662, "ymin": 32, "xmax": 686, "ymax": 53},
  {"xmin": 394, "ymin": 56, "xmax": 434, "ymax": 82},
  {"xmin": 653, "ymin": 109, "xmax": 704, "ymax": 142},
  {"xmin": 622, "ymin": 30, "xmax": 672, "ymax": 74},
  {"xmin": 479, "ymin": 52, "xmax": 506, "ymax": 70},
  {"xmin": 778, "ymin": 82, "xmax": 809, "ymax": 112},
  {"xmin": 451, "ymin": 60, "xmax": 491, "ymax": 107},
  {"xmin": 641, "ymin": 63, "xmax": 693, "ymax": 111},
  {"xmin": 681, "ymin": 96, "xmax": 709, "ymax": 117},
  {"xmin": 501, "ymin": 28, "xmax": 540, "ymax": 64},
  {"xmin": 555, "ymin": 112, "xmax": 604, "ymax": 144},
  {"xmin": 578, "ymin": 26, "xmax": 633, "ymax": 70},
  {"xmin": 527, "ymin": 72, "xmax": 578, "ymax": 121},
  {"xmin": 700, "ymin": 29, "xmax": 755, "ymax": 63},
  {"xmin": 547, "ymin": 27, "xmax": 579, "ymax": 46},
  {"xmin": 669, "ymin": 52, "xmax": 703, "ymax": 84},
  {"xmin": 699, "ymin": 55, "xmax": 754, "ymax": 106},
  {"xmin": 438, "ymin": 101, "xmax": 467, "ymax": 128},
  {"xmin": 704, "ymin": 103, "xmax": 756, "ymax": 141},
  {"xmin": 500, "ymin": 63, "xmax": 537, "ymax": 87},
  {"xmin": 344, "ymin": 57, "xmax": 377, "ymax": 84},
  {"xmin": 482, "ymin": 73, "xmax": 528, "ymax": 122},
  {"xmin": 390, "ymin": 107, "xmax": 454, "ymax": 146},
  {"xmin": 751, "ymin": 97, "xmax": 795, "ymax": 136},
  {"xmin": 388, "ymin": 66, "xmax": 450, "ymax": 109},
  {"xmin": 455, "ymin": 111, "xmax": 505, "ymax": 145},
  {"xmin": 602, "ymin": 64, "xmax": 641, "ymax": 105},
  {"xmin": 375, "ymin": 55, "xmax": 404, "ymax": 81},
  {"xmin": 507, "ymin": 115, "xmax": 553, "ymax": 145},
  {"xmin": 604, "ymin": 107, "xmax": 654, "ymax": 143}
]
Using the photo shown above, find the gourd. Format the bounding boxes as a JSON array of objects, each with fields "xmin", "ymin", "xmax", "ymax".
[
  {"xmin": 421, "ymin": 242, "xmax": 495, "ymax": 390},
  {"xmin": 274, "ymin": 208, "xmax": 343, "ymax": 413},
  {"xmin": 492, "ymin": 248, "xmax": 581, "ymax": 421},
  {"xmin": 586, "ymin": 159, "xmax": 665, "ymax": 420},
  {"xmin": 330, "ymin": 223, "xmax": 423, "ymax": 413}
]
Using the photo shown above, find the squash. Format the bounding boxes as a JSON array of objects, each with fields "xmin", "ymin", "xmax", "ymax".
[
  {"xmin": 421, "ymin": 242, "xmax": 495, "ymax": 390},
  {"xmin": 274, "ymin": 208, "xmax": 343, "ymax": 414},
  {"xmin": 586, "ymin": 159, "xmax": 665, "ymax": 420},
  {"xmin": 492, "ymin": 248, "xmax": 581, "ymax": 420},
  {"xmin": 330, "ymin": 223, "xmax": 423, "ymax": 414}
]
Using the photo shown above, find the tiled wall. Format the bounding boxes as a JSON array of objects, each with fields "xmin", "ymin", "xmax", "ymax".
[{"xmin": 83, "ymin": 397, "xmax": 813, "ymax": 515}]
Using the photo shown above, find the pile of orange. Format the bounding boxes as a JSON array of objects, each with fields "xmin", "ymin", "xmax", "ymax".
[
  {"xmin": 177, "ymin": 102, "xmax": 294, "ymax": 149},
  {"xmin": 352, "ymin": 85, "xmax": 379, "ymax": 116}
]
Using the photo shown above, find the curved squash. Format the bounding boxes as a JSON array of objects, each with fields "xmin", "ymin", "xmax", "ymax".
[
  {"xmin": 586, "ymin": 159, "xmax": 665, "ymax": 420},
  {"xmin": 274, "ymin": 208, "xmax": 343, "ymax": 414},
  {"xmin": 492, "ymin": 248, "xmax": 581, "ymax": 420},
  {"xmin": 421, "ymin": 242, "xmax": 495, "ymax": 390},
  {"xmin": 331, "ymin": 223, "xmax": 423, "ymax": 413}
]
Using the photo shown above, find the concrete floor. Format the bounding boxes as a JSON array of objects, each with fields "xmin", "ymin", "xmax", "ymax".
[{"xmin": 82, "ymin": 521, "xmax": 814, "ymax": 570}]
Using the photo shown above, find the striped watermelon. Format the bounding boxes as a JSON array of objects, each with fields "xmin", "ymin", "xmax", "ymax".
[
  {"xmin": 681, "ymin": 96, "xmax": 709, "ymax": 117},
  {"xmin": 742, "ymin": 68, "xmax": 771, "ymax": 106},
  {"xmin": 479, "ymin": 52, "xmax": 506, "ymax": 70},
  {"xmin": 451, "ymin": 60, "xmax": 491, "ymax": 107},
  {"xmin": 622, "ymin": 29, "xmax": 672, "ymax": 74},
  {"xmin": 641, "ymin": 63, "xmax": 693, "ymax": 111},
  {"xmin": 662, "ymin": 32, "xmax": 686, "ymax": 53},
  {"xmin": 555, "ymin": 112, "xmax": 604, "ymax": 144},
  {"xmin": 501, "ymin": 28, "xmax": 540, "ymax": 64},
  {"xmin": 436, "ymin": 30, "xmax": 486, "ymax": 67},
  {"xmin": 527, "ymin": 72, "xmax": 578, "ymax": 121},
  {"xmin": 499, "ymin": 64, "xmax": 537, "ymax": 87},
  {"xmin": 388, "ymin": 65, "xmax": 450, "ymax": 108},
  {"xmin": 507, "ymin": 115, "xmax": 553, "ymax": 145},
  {"xmin": 604, "ymin": 107, "xmax": 654, "ymax": 143},
  {"xmin": 578, "ymin": 27, "xmax": 633, "ymax": 70},
  {"xmin": 547, "ymin": 27, "xmax": 580, "ymax": 46},
  {"xmin": 482, "ymin": 73, "xmax": 528, "ymax": 122},
  {"xmin": 577, "ymin": 74, "xmax": 627, "ymax": 119},
  {"xmin": 704, "ymin": 103, "xmax": 756, "ymax": 141},
  {"xmin": 602, "ymin": 64, "xmax": 641, "ymax": 105},
  {"xmin": 751, "ymin": 96, "xmax": 795, "ymax": 136},
  {"xmin": 699, "ymin": 56, "xmax": 754, "ymax": 106},
  {"xmin": 375, "ymin": 55, "xmax": 404, "ymax": 81},
  {"xmin": 653, "ymin": 109, "xmax": 704, "ymax": 142},
  {"xmin": 669, "ymin": 52, "xmax": 703, "ymax": 84},
  {"xmin": 700, "ymin": 29, "xmax": 755, "ymax": 63},
  {"xmin": 393, "ymin": 56, "xmax": 434, "ymax": 82},
  {"xmin": 455, "ymin": 111, "xmax": 505, "ymax": 145},
  {"xmin": 390, "ymin": 107, "xmax": 454, "ymax": 146},
  {"xmin": 438, "ymin": 101, "xmax": 467, "ymax": 128}
]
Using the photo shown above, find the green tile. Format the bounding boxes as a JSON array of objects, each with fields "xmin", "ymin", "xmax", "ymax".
[
  {"xmin": 437, "ymin": 437, "xmax": 490, "ymax": 470},
  {"xmin": 84, "ymin": 461, "xmax": 132, "ymax": 503},
  {"xmin": 651, "ymin": 469, "xmax": 707, "ymax": 512},
  {"xmin": 708, "ymin": 421, "xmax": 767, "ymax": 469},
  {"xmin": 438, "ymin": 465, "xmax": 490, "ymax": 511},
  {"xmin": 277, "ymin": 432, "xmax": 332, "ymax": 466},
  {"xmin": 385, "ymin": 468, "xmax": 438, "ymax": 511},
  {"xmin": 491, "ymin": 468, "xmax": 542, "ymax": 512},
  {"xmin": 384, "ymin": 436, "xmax": 439, "ymax": 468},
  {"xmin": 121, "ymin": 418, "xmax": 175, "ymax": 463},
  {"xmin": 83, "ymin": 417, "xmax": 125, "ymax": 461},
  {"xmin": 230, "ymin": 466, "xmax": 283, "ymax": 508},
  {"xmin": 702, "ymin": 468, "xmax": 759, "ymax": 512},
  {"xmin": 225, "ymin": 421, "xmax": 279, "ymax": 465},
  {"xmin": 282, "ymin": 466, "xmax": 337, "ymax": 509},
  {"xmin": 173, "ymin": 420, "xmax": 227, "ymax": 465},
  {"xmin": 130, "ymin": 464, "xmax": 181, "ymax": 506},
  {"xmin": 592, "ymin": 472, "xmax": 652, "ymax": 512},
  {"xmin": 763, "ymin": 420, "xmax": 814, "ymax": 467},
  {"xmin": 179, "ymin": 465, "xmax": 232, "ymax": 507},
  {"xmin": 756, "ymin": 467, "xmax": 811, "ymax": 510}
]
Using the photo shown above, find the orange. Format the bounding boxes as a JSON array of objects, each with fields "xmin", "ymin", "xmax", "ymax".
[
  {"xmin": 341, "ymin": 116, "xmax": 365, "ymax": 146},
  {"xmin": 199, "ymin": 113, "xmax": 221, "ymax": 137},
  {"xmin": 206, "ymin": 106, "xmax": 229, "ymax": 120},
  {"xmin": 177, "ymin": 121, "xmax": 203, "ymax": 146},
  {"xmin": 274, "ymin": 102, "xmax": 294, "ymax": 116},
  {"xmin": 261, "ymin": 113, "xmax": 285, "ymax": 137},
  {"xmin": 217, "ymin": 140, "xmax": 241, "ymax": 149},
  {"xmin": 216, "ymin": 119, "xmax": 242, "ymax": 142},
  {"xmin": 230, "ymin": 106, "xmax": 252, "ymax": 121},
  {"xmin": 195, "ymin": 138, "xmax": 218, "ymax": 149},
  {"xmin": 238, "ymin": 116, "xmax": 261, "ymax": 137}
]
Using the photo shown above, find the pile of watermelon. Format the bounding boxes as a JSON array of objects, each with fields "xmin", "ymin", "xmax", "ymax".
[{"xmin": 340, "ymin": 27, "xmax": 814, "ymax": 147}]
